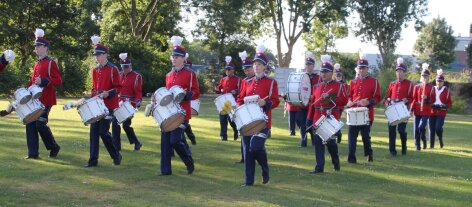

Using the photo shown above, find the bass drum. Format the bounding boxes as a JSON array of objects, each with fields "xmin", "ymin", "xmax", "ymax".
[{"xmin": 286, "ymin": 72, "xmax": 311, "ymax": 107}]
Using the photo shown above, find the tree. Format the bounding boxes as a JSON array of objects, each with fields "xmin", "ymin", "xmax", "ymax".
[
  {"xmin": 466, "ymin": 43, "xmax": 472, "ymax": 69},
  {"xmin": 351, "ymin": 0, "xmax": 428, "ymax": 70},
  {"xmin": 414, "ymin": 17, "xmax": 456, "ymax": 69},
  {"xmin": 304, "ymin": 19, "xmax": 348, "ymax": 58},
  {"xmin": 259, "ymin": 0, "xmax": 348, "ymax": 67}
]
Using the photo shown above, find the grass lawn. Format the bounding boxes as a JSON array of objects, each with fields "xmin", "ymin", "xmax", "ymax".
[{"xmin": 0, "ymin": 95, "xmax": 471, "ymax": 206}]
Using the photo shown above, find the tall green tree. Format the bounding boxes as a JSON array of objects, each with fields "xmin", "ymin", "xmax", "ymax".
[
  {"xmin": 258, "ymin": 0, "xmax": 348, "ymax": 67},
  {"xmin": 351, "ymin": 0, "xmax": 428, "ymax": 70},
  {"xmin": 304, "ymin": 20, "xmax": 348, "ymax": 58},
  {"xmin": 414, "ymin": 17, "xmax": 456, "ymax": 69}
]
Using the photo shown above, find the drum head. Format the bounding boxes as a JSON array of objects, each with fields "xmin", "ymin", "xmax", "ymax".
[
  {"xmin": 286, "ymin": 73, "xmax": 311, "ymax": 107},
  {"xmin": 191, "ymin": 109, "xmax": 198, "ymax": 116},
  {"xmin": 159, "ymin": 95, "xmax": 173, "ymax": 106},
  {"xmin": 23, "ymin": 108, "xmax": 44, "ymax": 124},
  {"xmin": 240, "ymin": 120, "xmax": 267, "ymax": 136},
  {"xmin": 161, "ymin": 114, "xmax": 185, "ymax": 132}
]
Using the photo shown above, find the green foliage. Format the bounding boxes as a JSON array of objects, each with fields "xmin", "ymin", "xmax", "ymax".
[
  {"xmin": 352, "ymin": 0, "xmax": 428, "ymax": 70},
  {"xmin": 378, "ymin": 69, "xmax": 396, "ymax": 101},
  {"xmin": 331, "ymin": 52, "xmax": 357, "ymax": 81},
  {"xmin": 467, "ymin": 43, "xmax": 472, "ymax": 68},
  {"xmin": 449, "ymin": 95, "xmax": 468, "ymax": 114},
  {"xmin": 414, "ymin": 17, "xmax": 457, "ymax": 68},
  {"xmin": 303, "ymin": 19, "xmax": 348, "ymax": 57}
]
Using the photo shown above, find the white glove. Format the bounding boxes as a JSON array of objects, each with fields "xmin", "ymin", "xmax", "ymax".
[{"xmin": 4, "ymin": 50, "xmax": 15, "ymax": 62}]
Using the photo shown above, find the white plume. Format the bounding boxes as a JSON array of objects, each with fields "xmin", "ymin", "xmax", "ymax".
[
  {"xmin": 256, "ymin": 43, "xmax": 266, "ymax": 53},
  {"xmin": 306, "ymin": 51, "xmax": 314, "ymax": 59},
  {"xmin": 359, "ymin": 53, "xmax": 367, "ymax": 60},
  {"xmin": 34, "ymin": 28, "xmax": 44, "ymax": 38},
  {"xmin": 4, "ymin": 50, "xmax": 15, "ymax": 62},
  {"xmin": 119, "ymin": 53, "xmax": 128, "ymax": 60},
  {"xmin": 422, "ymin": 62, "xmax": 429, "ymax": 70},
  {"xmin": 437, "ymin": 69, "xmax": 444, "ymax": 76},
  {"xmin": 320, "ymin": 54, "xmax": 331, "ymax": 64},
  {"xmin": 239, "ymin": 51, "xmax": 247, "ymax": 61},
  {"xmin": 225, "ymin": 56, "xmax": 232, "ymax": 64},
  {"xmin": 171, "ymin": 36, "xmax": 183, "ymax": 46},
  {"xmin": 185, "ymin": 53, "xmax": 189, "ymax": 59},
  {"xmin": 91, "ymin": 35, "xmax": 100, "ymax": 45},
  {"xmin": 334, "ymin": 63, "xmax": 341, "ymax": 70},
  {"xmin": 396, "ymin": 57, "xmax": 404, "ymax": 64}
]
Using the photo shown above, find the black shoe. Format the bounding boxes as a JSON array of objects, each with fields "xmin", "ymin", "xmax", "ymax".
[
  {"xmin": 241, "ymin": 183, "xmax": 253, "ymax": 187},
  {"xmin": 334, "ymin": 165, "xmax": 340, "ymax": 171},
  {"xmin": 113, "ymin": 154, "xmax": 122, "ymax": 165},
  {"xmin": 134, "ymin": 142, "xmax": 142, "ymax": 151},
  {"xmin": 262, "ymin": 176, "xmax": 270, "ymax": 184},
  {"xmin": 402, "ymin": 150, "xmax": 407, "ymax": 155},
  {"xmin": 187, "ymin": 163, "xmax": 195, "ymax": 175},
  {"xmin": 367, "ymin": 155, "xmax": 373, "ymax": 162},
  {"xmin": 337, "ymin": 135, "xmax": 342, "ymax": 143},
  {"xmin": 190, "ymin": 137, "xmax": 197, "ymax": 145},
  {"xmin": 235, "ymin": 159, "xmax": 244, "ymax": 163},
  {"xmin": 221, "ymin": 136, "xmax": 227, "ymax": 141},
  {"xmin": 309, "ymin": 170, "xmax": 323, "ymax": 174},
  {"xmin": 440, "ymin": 144, "xmax": 444, "ymax": 149},
  {"xmin": 290, "ymin": 131, "xmax": 295, "ymax": 136},
  {"xmin": 49, "ymin": 146, "xmax": 60, "ymax": 158},
  {"xmin": 390, "ymin": 152, "xmax": 397, "ymax": 157},
  {"xmin": 234, "ymin": 132, "xmax": 239, "ymax": 141},
  {"xmin": 84, "ymin": 163, "xmax": 97, "ymax": 167},
  {"xmin": 158, "ymin": 172, "xmax": 172, "ymax": 176},
  {"xmin": 24, "ymin": 155, "xmax": 39, "ymax": 159},
  {"xmin": 348, "ymin": 159, "xmax": 357, "ymax": 164}
]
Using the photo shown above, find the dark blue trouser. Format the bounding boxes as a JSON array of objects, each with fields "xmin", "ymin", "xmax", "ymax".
[
  {"xmin": 160, "ymin": 121, "xmax": 193, "ymax": 174},
  {"xmin": 112, "ymin": 117, "xmax": 140, "ymax": 151},
  {"xmin": 89, "ymin": 111, "xmax": 120, "ymax": 165},
  {"xmin": 347, "ymin": 122, "xmax": 373, "ymax": 162},
  {"xmin": 413, "ymin": 115, "xmax": 429, "ymax": 150},
  {"xmin": 25, "ymin": 107, "xmax": 60, "ymax": 156},
  {"xmin": 184, "ymin": 122, "xmax": 196, "ymax": 142},
  {"xmin": 242, "ymin": 128, "xmax": 269, "ymax": 185},
  {"xmin": 299, "ymin": 109, "xmax": 308, "ymax": 145},
  {"xmin": 428, "ymin": 116, "xmax": 445, "ymax": 148},
  {"xmin": 219, "ymin": 114, "xmax": 238, "ymax": 139},
  {"xmin": 388, "ymin": 122, "xmax": 407, "ymax": 155},
  {"xmin": 313, "ymin": 133, "xmax": 339, "ymax": 172}
]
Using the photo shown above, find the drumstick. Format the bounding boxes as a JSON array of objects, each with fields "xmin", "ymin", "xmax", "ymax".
[{"xmin": 312, "ymin": 89, "xmax": 333, "ymax": 105}]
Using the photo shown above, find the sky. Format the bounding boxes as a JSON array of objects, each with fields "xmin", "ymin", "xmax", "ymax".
[{"xmin": 180, "ymin": 0, "xmax": 472, "ymax": 69}]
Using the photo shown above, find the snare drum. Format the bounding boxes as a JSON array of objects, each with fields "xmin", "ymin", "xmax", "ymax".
[
  {"xmin": 214, "ymin": 93, "xmax": 237, "ymax": 115},
  {"xmin": 385, "ymin": 102, "xmax": 410, "ymax": 126},
  {"xmin": 13, "ymin": 99, "xmax": 45, "ymax": 124},
  {"xmin": 346, "ymin": 107, "xmax": 369, "ymax": 126},
  {"xmin": 154, "ymin": 87, "xmax": 173, "ymax": 106},
  {"xmin": 14, "ymin": 87, "xmax": 32, "ymax": 105},
  {"xmin": 152, "ymin": 102, "xmax": 185, "ymax": 132},
  {"xmin": 170, "ymin": 85, "xmax": 186, "ymax": 103},
  {"xmin": 28, "ymin": 85, "xmax": 43, "ymax": 99},
  {"xmin": 314, "ymin": 115, "xmax": 344, "ymax": 143},
  {"xmin": 191, "ymin": 99, "xmax": 200, "ymax": 115},
  {"xmin": 243, "ymin": 95, "xmax": 260, "ymax": 104},
  {"xmin": 77, "ymin": 97, "xmax": 109, "ymax": 125},
  {"xmin": 286, "ymin": 72, "xmax": 311, "ymax": 107},
  {"xmin": 233, "ymin": 103, "xmax": 268, "ymax": 136},
  {"xmin": 114, "ymin": 101, "xmax": 136, "ymax": 124}
]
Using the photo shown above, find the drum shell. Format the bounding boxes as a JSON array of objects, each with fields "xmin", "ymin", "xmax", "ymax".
[
  {"xmin": 14, "ymin": 88, "xmax": 32, "ymax": 105},
  {"xmin": 13, "ymin": 99, "xmax": 45, "ymax": 124},
  {"xmin": 346, "ymin": 107, "xmax": 370, "ymax": 126},
  {"xmin": 152, "ymin": 102, "xmax": 185, "ymax": 132},
  {"xmin": 77, "ymin": 97, "xmax": 109, "ymax": 125},
  {"xmin": 28, "ymin": 85, "xmax": 43, "ymax": 100},
  {"xmin": 233, "ymin": 103, "xmax": 268, "ymax": 136},
  {"xmin": 214, "ymin": 93, "xmax": 237, "ymax": 114},
  {"xmin": 314, "ymin": 115, "xmax": 344, "ymax": 142},
  {"xmin": 191, "ymin": 99, "xmax": 200, "ymax": 116},
  {"xmin": 170, "ymin": 85, "xmax": 186, "ymax": 103},
  {"xmin": 286, "ymin": 73, "xmax": 311, "ymax": 107},
  {"xmin": 384, "ymin": 102, "xmax": 410, "ymax": 126},
  {"xmin": 114, "ymin": 101, "xmax": 136, "ymax": 124},
  {"xmin": 154, "ymin": 87, "xmax": 173, "ymax": 106}
]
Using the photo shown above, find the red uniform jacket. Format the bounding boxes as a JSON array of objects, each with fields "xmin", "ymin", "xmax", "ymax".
[
  {"xmin": 0, "ymin": 63, "xmax": 6, "ymax": 73},
  {"xmin": 91, "ymin": 61, "xmax": 121, "ymax": 110},
  {"xmin": 119, "ymin": 70, "xmax": 142, "ymax": 108},
  {"xmin": 27, "ymin": 56, "xmax": 62, "ymax": 107},
  {"xmin": 337, "ymin": 80, "xmax": 349, "ymax": 111},
  {"xmin": 237, "ymin": 75, "xmax": 280, "ymax": 129},
  {"xmin": 216, "ymin": 75, "xmax": 241, "ymax": 96},
  {"xmin": 348, "ymin": 76, "xmax": 381, "ymax": 121},
  {"xmin": 166, "ymin": 68, "xmax": 200, "ymax": 120},
  {"xmin": 384, "ymin": 79, "xmax": 414, "ymax": 108},
  {"xmin": 431, "ymin": 86, "xmax": 452, "ymax": 116},
  {"xmin": 308, "ymin": 80, "xmax": 348, "ymax": 122},
  {"xmin": 302, "ymin": 73, "xmax": 322, "ymax": 110},
  {"xmin": 411, "ymin": 83, "xmax": 435, "ymax": 116}
]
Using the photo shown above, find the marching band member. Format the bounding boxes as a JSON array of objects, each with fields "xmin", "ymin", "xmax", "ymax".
[
  {"xmin": 307, "ymin": 55, "xmax": 347, "ymax": 174},
  {"xmin": 334, "ymin": 63, "xmax": 347, "ymax": 143},
  {"xmin": 384, "ymin": 58, "xmax": 413, "ymax": 156},
  {"xmin": 85, "ymin": 35, "xmax": 122, "ymax": 167},
  {"xmin": 429, "ymin": 69, "xmax": 452, "ymax": 149},
  {"xmin": 235, "ymin": 51, "xmax": 254, "ymax": 163},
  {"xmin": 411, "ymin": 63, "xmax": 435, "ymax": 151},
  {"xmin": 214, "ymin": 56, "xmax": 241, "ymax": 141},
  {"xmin": 346, "ymin": 53, "xmax": 381, "ymax": 163},
  {"xmin": 237, "ymin": 44, "xmax": 279, "ymax": 186},
  {"xmin": 0, "ymin": 49, "xmax": 15, "ymax": 73},
  {"xmin": 111, "ymin": 53, "xmax": 143, "ymax": 151},
  {"xmin": 285, "ymin": 100, "xmax": 302, "ymax": 136},
  {"xmin": 302, "ymin": 51, "xmax": 321, "ymax": 147},
  {"xmin": 159, "ymin": 36, "xmax": 199, "ymax": 176},
  {"xmin": 183, "ymin": 57, "xmax": 197, "ymax": 145},
  {"xmin": 23, "ymin": 29, "xmax": 62, "ymax": 159}
]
